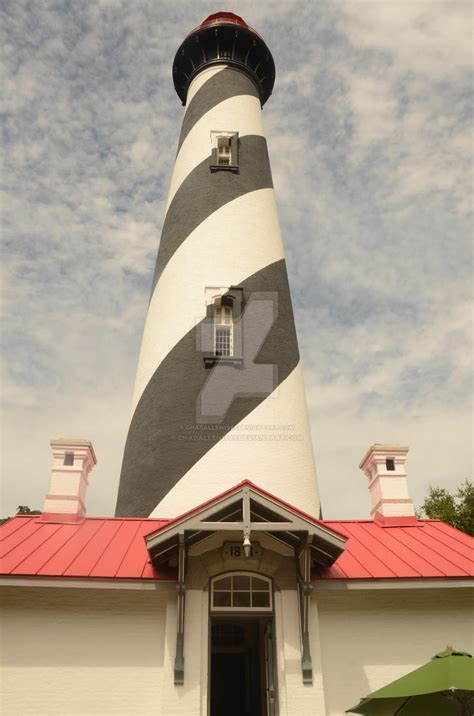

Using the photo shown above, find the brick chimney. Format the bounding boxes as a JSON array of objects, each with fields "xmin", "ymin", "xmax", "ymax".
[
  {"xmin": 43, "ymin": 438, "xmax": 96, "ymax": 518},
  {"xmin": 359, "ymin": 444, "xmax": 416, "ymax": 524}
]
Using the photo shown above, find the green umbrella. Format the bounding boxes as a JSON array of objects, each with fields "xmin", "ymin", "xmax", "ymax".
[{"xmin": 347, "ymin": 647, "xmax": 474, "ymax": 715}]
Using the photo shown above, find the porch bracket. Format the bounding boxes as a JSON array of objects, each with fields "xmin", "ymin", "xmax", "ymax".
[
  {"xmin": 242, "ymin": 487, "xmax": 251, "ymax": 541},
  {"xmin": 174, "ymin": 532, "xmax": 186, "ymax": 685},
  {"xmin": 297, "ymin": 539, "xmax": 313, "ymax": 684}
]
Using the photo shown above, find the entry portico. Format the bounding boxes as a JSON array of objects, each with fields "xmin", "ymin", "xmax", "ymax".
[{"xmin": 144, "ymin": 479, "xmax": 347, "ymax": 699}]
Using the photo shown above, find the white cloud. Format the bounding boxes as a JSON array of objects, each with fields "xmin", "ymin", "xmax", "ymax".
[
  {"xmin": 338, "ymin": 1, "xmax": 472, "ymax": 79},
  {"xmin": 348, "ymin": 73, "xmax": 398, "ymax": 146}
]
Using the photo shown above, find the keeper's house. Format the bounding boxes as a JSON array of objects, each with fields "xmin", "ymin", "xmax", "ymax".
[{"xmin": 1, "ymin": 441, "xmax": 471, "ymax": 715}]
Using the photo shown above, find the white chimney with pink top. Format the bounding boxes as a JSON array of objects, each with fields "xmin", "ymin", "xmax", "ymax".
[{"xmin": 43, "ymin": 438, "xmax": 96, "ymax": 518}]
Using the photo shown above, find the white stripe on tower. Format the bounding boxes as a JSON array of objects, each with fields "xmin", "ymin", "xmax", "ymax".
[
  {"xmin": 116, "ymin": 13, "xmax": 320, "ymax": 518},
  {"xmin": 131, "ymin": 188, "xmax": 284, "ymax": 414},
  {"xmin": 185, "ymin": 65, "xmax": 225, "ymax": 105}
]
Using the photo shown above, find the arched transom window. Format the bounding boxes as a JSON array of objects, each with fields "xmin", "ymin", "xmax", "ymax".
[{"xmin": 211, "ymin": 572, "xmax": 272, "ymax": 612}]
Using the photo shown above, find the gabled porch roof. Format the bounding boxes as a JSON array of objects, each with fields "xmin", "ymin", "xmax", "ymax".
[{"xmin": 144, "ymin": 480, "xmax": 347, "ymax": 568}]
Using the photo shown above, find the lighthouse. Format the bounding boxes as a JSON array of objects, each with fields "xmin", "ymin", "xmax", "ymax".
[{"xmin": 116, "ymin": 12, "xmax": 320, "ymax": 519}]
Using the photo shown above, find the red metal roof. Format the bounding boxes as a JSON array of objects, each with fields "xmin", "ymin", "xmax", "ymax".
[
  {"xmin": 317, "ymin": 519, "xmax": 473, "ymax": 580},
  {"xmin": 0, "ymin": 515, "xmax": 173, "ymax": 581},
  {"xmin": 1, "ymin": 512, "xmax": 471, "ymax": 583}
]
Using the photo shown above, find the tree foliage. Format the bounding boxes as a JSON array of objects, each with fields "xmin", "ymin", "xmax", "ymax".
[
  {"xmin": 16, "ymin": 505, "xmax": 41, "ymax": 515},
  {"xmin": 418, "ymin": 480, "xmax": 473, "ymax": 536},
  {"xmin": 0, "ymin": 505, "xmax": 41, "ymax": 526}
]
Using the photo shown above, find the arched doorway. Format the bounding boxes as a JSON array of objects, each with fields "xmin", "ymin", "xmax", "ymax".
[{"xmin": 209, "ymin": 573, "xmax": 277, "ymax": 716}]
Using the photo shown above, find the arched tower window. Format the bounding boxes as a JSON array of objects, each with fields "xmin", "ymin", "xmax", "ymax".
[
  {"xmin": 203, "ymin": 287, "xmax": 243, "ymax": 367},
  {"xmin": 210, "ymin": 572, "xmax": 272, "ymax": 612}
]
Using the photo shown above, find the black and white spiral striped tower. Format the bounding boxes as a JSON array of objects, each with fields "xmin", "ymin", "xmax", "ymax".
[{"xmin": 116, "ymin": 13, "xmax": 320, "ymax": 518}]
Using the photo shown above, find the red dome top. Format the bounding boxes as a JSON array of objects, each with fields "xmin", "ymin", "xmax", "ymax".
[{"xmin": 188, "ymin": 12, "xmax": 263, "ymax": 40}]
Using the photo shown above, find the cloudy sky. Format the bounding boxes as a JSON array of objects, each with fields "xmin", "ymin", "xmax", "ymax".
[{"xmin": 1, "ymin": 0, "xmax": 472, "ymax": 520}]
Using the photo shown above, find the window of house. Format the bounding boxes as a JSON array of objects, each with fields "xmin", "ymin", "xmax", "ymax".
[
  {"xmin": 386, "ymin": 458, "xmax": 395, "ymax": 471},
  {"xmin": 64, "ymin": 452, "xmax": 74, "ymax": 466},
  {"xmin": 211, "ymin": 573, "xmax": 272, "ymax": 612},
  {"xmin": 214, "ymin": 304, "xmax": 233, "ymax": 356}
]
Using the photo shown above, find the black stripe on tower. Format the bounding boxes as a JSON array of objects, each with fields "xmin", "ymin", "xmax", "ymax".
[
  {"xmin": 150, "ymin": 134, "xmax": 273, "ymax": 297},
  {"xmin": 177, "ymin": 68, "xmax": 260, "ymax": 152},
  {"xmin": 116, "ymin": 259, "xmax": 299, "ymax": 518}
]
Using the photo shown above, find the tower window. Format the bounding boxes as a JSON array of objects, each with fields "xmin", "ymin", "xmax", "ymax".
[
  {"xmin": 386, "ymin": 458, "xmax": 395, "ymax": 471},
  {"xmin": 64, "ymin": 452, "xmax": 74, "ymax": 466},
  {"xmin": 203, "ymin": 286, "xmax": 244, "ymax": 368},
  {"xmin": 217, "ymin": 136, "xmax": 231, "ymax": 166},
  {"xmin": 214, "ymin": 304, "xmax": 233, "ymax": 356},
  {"xmin": 210, "ymin": 131, "xmax": 239, "ymax": 172}
]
